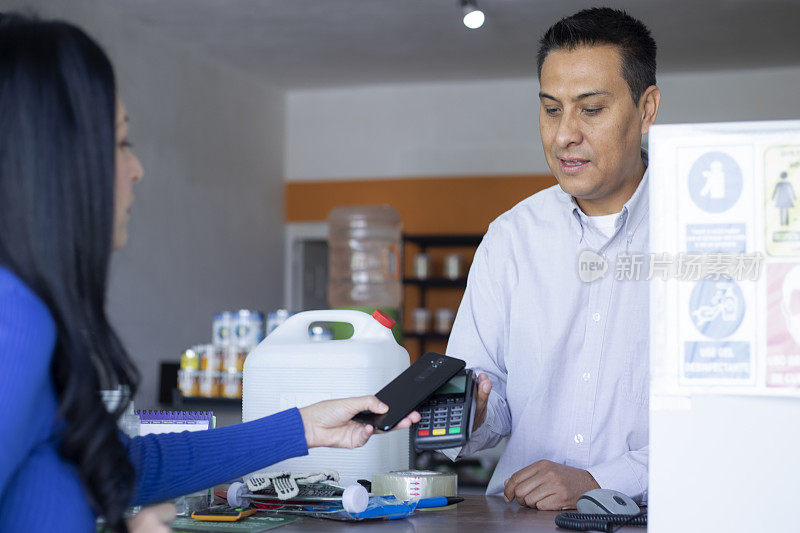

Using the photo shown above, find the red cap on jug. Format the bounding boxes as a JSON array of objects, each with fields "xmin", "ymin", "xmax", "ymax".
[{"xmin": 372, "ymin": 309, "xmax": 395, "ymax": 329}]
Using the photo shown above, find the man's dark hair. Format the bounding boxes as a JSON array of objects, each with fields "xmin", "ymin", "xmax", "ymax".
[{"xmin": 537, "ymin": 7, "xmax": 657, "ymax": 104}]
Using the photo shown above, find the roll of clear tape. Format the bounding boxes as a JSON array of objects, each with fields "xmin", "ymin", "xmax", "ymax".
[{"xmin": 372, "ymin": 470, "xmax": 457, "ymax": 501}]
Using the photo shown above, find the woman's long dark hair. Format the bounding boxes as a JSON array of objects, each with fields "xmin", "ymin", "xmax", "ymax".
[{"xmin": 0, "ymin": 14, "xmax": 139, "ymax": 531}]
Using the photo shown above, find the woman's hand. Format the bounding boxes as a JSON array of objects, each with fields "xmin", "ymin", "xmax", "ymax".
[
  {"xmin": 125, "ymin": 503, "xmax": 176, "ymax": 533},
  {"xmin": 299, "ymin": 396, "xmax": 420, "ymax": 449}
]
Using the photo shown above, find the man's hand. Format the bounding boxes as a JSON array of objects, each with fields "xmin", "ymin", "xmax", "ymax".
[
  {"xmin": 503, "ymin": 460, "xmax": 600, "ymax": 510},
  {"xmin": 472, "ymin": 373, "xmax": 492, "ymax": 432},
  {"xmin": 299, "ymin": 395, "xmax": 420, "ymax": 449}
]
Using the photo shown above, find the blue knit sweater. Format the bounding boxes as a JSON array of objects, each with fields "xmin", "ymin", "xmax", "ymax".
[{"xmin": 0, "ymin": 267, "xmax": 309, "ymax": 531}]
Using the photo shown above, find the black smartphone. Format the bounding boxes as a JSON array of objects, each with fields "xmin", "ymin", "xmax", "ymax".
[{"xmin": 353, "ymin": 352, "xmax": 465, "ymax": 431}]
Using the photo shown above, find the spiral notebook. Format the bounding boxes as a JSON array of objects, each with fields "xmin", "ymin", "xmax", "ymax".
[{"xmin": 136, "ymin": 410, "xmax": 215, "ymax": 436}]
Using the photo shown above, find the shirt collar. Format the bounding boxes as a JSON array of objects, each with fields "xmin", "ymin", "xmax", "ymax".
[
  {"xmin": 620, "ymin": 165, "xmax": 649, "ymax": 244},
  {"xmin": 560, "ymin": 150, "xmax": 649, "ymax": 244}
]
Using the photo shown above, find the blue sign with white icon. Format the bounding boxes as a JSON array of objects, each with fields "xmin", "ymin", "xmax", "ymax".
[
  {"xmin": 688, "ymin": 151, "xmax": 743, "ymax": 213},
  {"xmin": 689, "ymin": 278, "xmax": 745, "ymax": 338}
]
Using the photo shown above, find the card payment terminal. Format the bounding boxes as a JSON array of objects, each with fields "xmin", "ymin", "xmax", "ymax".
[{"xmin": 413, "ymin": 369, "xmax": 475, "ymax": 451}]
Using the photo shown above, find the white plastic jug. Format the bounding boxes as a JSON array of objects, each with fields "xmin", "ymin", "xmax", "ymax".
[{"xmin": 242, "ymin": 310, "xmax": 411, "ymax": 485}]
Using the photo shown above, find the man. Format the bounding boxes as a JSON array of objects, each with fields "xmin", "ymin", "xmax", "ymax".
[{"xmin": 445, "ymin": 8, "xmax": 661, "ymax": 510}]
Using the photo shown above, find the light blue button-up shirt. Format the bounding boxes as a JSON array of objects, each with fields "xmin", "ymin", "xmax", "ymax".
[{"xmin": 446, "ymin": 170, "xmax": 650, "ymax": 502}]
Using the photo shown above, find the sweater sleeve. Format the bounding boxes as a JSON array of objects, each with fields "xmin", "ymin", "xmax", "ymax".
[
  {"xmin": 126, "ymin": 408, "xmax": 309, "ymax": 505},
  {"xmin": 0, "ymin": 274, "xmax": 57, "ymax": 501}
]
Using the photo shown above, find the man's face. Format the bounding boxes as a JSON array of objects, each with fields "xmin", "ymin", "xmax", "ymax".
[{"xmin": 539, "ymin": 45, "xmax": 648, "ymax": 214}]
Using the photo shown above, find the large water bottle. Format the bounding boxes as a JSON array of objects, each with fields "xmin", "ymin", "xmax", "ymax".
[{"xmin": 327, "ymin": 205, "xmax": 401, "ymax": 340}]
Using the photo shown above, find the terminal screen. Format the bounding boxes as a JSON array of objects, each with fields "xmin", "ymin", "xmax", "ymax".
[{"xmin": 434, "ymin": 373, "xmax": 467, "ymax": 395}]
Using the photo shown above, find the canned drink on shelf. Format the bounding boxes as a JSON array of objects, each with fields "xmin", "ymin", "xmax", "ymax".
[
  {"xmin": 414, "ymin": 253, "xmax": 431, "ymax": 279},
  {"xmin": 234, "ymin": 309, "xmax": 265, "ymax": 349},
  {"xmin": 177, "ymin": 369, "xmax": 200, "ymax": 397},
  {"xmin": 411, "ymin": 308, "xmax": 431, "ymax": 334},
  {"xmin": 212, "ymin": 311, "xmax": 234, "ymax": 346},
  {"xmin": 221, "ymin": 345, "xmax": 236, "ymax": 372},
  {"xmin": 434, "ymin": 308, "xmax": 455, "ymax": 335},
  {"xmin": 443, "ymin": 253, "xmax": 463, "ymax": 280},
  {"xmin": 198, "ymin": 371, "xmax": 221, "ymax": 398},
  {"xmin": 180, "ymin": 346, "xmax": 200, "ymax": 371},
  {"xmin": 266, "ymin": 309, "xmax": 291, "ymax": 336},
  {"xmin": 221, "ymin": 371, "xmax": 243, "ymax": 399},
  {"xmin": 199, "ymin": 343, "xmax": 221, "ymax": 372},
  {"xmin": 222, "ymin": 345, "xmax": 247, "ymax": 372}
]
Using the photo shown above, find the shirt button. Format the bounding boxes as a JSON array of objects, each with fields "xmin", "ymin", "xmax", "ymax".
[
  {"xmin": 592, "ymin": 313, "xmax": 601, "ymax": 322},
  {"xmin": 582, "ymin": 372, "xmax": 591, "ymax": 382},
  {"xmin": 574, "ymin": 434, "xmax": 584, "ymax": 444}
]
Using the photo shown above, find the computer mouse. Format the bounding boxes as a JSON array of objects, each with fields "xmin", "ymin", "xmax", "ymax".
[{"xmin": 576, "ymin": 489, "xmax": 639, "ymax": 515}]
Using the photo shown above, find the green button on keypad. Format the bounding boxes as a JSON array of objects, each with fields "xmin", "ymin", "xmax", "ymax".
[{"xmin": 448, "ymin": 427, "xmax": 461, "ymax": 434}]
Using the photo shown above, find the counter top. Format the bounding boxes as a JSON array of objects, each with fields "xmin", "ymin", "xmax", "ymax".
[{"xmin": 198, "ymin": 494, "xmax": 644, "ymax": 533}]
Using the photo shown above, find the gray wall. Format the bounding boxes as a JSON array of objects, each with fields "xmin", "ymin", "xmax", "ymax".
[
  {"xmin": 6, "ymin": 0, "xmax": 800, "ymax": 422},
  {"xmin": 285, "ymin": 65, "xmax": 800, "ymax": 180},
  {"xmin": 1, "ymin": 0, "xmax": 287, "ymax": 419}
]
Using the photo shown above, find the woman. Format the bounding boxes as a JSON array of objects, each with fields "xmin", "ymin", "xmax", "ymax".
[{"xmin": 0, "ymin": 14, "xmax": 418, "ymax": 532}]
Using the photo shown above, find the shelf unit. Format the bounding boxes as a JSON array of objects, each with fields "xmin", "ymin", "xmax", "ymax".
[{"xmin": 402, "ymin": 234, "xmax": 482, "ymax": 358}]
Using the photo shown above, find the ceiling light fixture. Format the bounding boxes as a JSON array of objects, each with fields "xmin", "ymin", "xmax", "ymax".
[{"xmin": 461, "ymin": 0, "xmax": 485, "ymax": 29}]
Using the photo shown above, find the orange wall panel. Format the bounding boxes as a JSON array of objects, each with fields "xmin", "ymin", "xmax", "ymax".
[{"xmin": 285, "ymin": 174, "xmax": 557, "ymax": 234}]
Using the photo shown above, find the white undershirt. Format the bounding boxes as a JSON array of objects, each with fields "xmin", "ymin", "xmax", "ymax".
[{"xmin": 589, "ymin": 212, "xmax": 621, "ymax": 239}]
